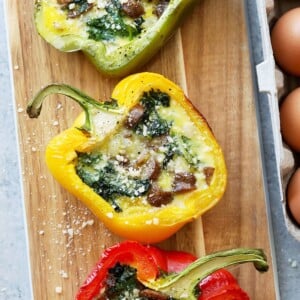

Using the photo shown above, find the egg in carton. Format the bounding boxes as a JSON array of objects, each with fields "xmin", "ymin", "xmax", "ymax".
[{"xmin": 261, "ymin": 0, "xmax": 300, "ymax": 240}]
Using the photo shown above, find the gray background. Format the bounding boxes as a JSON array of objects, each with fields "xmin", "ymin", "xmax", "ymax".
[{"xmin": 0, "ymin": 1, "xmax": 32, "ymax": 299}]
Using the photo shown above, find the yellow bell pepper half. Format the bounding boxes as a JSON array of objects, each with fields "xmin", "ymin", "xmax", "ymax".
[{"xmin": 27, "ymin": 73, "xmax": 227, "ymax": 243}]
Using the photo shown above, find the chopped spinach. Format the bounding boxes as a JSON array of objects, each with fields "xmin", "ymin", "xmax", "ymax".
[
  {"xmin": 104, "ymin": 263, "xmax": 146, "ymax": 300},
  {"xmin": 76, "ymin": 152, "xmax": 150, "ymax": 211},
  {"xmin": 87, "ymin": 0, "xmax": 144, "ymax": 41},
  {"xmin": 103, "ymin": 263, "xmax": 173, "ymax": 300},
  {"xmin": 162, "ymin": 139, "xmax": 181, "ymax": 168},
  {"xmin": 140, "ymin": 89, "xmax": 171, "ymax": 108},
  {"xmin": 134, "ymin": 90, "xmax": 172, "ymax": 137},
  {"xmin": 64, "ymin": 0, "xmax": 93, "ymax": 18},
  {"xmin": 162, "ymin": 135, "xmax": 202, "ymax": 169},
  {"xmin": 70, "ymin": 0, "xmax": 89, "ymax": 12},
  {"xmin": 176, "ymin": 135, "xmax": 202, "ymax": 167},
  {"xmin": 134, "ymin": 16, "xmax": 145, "ymax": 34}
]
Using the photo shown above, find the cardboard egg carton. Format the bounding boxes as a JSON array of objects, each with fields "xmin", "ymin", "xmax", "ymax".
[{"xmin": 256, "ymin": 0, "xmax": 300, "ymax": 240}]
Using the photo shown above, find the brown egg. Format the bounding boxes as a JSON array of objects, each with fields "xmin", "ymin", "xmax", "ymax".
[
  {"xmin": 280, "ymin": 87, "xmax": 300, "ymax": 152},
  {"xmin": 271, "ymin": 8, "xmax": 300, "ymax": 76},
  {"xmin": 287, "ymin": 168, "xmax": 300, "ymax": 225}
]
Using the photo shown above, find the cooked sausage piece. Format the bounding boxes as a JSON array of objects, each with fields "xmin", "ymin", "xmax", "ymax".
[
  {"xmin": 203, "ymin": 167, "xmax": 215, "ymax": 185},
  {"xmin": 122, "ymin": 0, "xmax": 145, "ymax": 18},
  {"xmin": 139, "ymin": 289, "xmax": 170, "ymax": 300},
  {"xmin": 146, "ymin": 135, "xmax": 168, "ymax": 151},
  {"xmin": 144, "ymin": 157, "xmax": 161, "ymax": 180},
  {"xmin": 125, "ymin": 103, "xmax": 145, "ymax": 129},
  {"xmin": 147, "ymin": 185, "xmax": 173, "ymax": 207},
  {"xmin": 172, "ymin": 172, "xmax": 196, "ymax": 193}
]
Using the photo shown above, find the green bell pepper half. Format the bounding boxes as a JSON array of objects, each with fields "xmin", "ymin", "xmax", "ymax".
[{"xmin": 34, "ymin": 0, "xmax": 198, "ymax": 77}]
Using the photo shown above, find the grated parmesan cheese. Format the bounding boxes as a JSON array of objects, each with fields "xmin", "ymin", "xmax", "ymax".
[{"xmin": 55, "ymin": 286, "xmax": 62, "ymax": 294}]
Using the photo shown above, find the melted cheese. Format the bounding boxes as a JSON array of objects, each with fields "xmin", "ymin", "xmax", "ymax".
[
  {"xmin": 82, "ymin": 93, "xmax": 217, "ymax": 211},
  {"xmin": 41, "ymin": 2, "xmax": 80, "ymax": 35}
]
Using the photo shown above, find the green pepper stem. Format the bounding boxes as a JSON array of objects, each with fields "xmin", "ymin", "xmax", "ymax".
[
  {"xmin": 26, "ymin": 84, "xmax": 121, "ymax": 132},
  {"xmin": 145, "ymin": 248, "xmax": 268, "ymax": 299}
]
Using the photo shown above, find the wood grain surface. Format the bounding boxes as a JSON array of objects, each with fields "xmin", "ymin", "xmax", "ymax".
[{"xmin": 5, "ymin": 0, "xmax": 277, "ymax": 299}]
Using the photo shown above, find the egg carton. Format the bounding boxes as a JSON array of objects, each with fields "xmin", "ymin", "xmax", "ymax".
[{"xmin": 256, "ymin": 0, "xmax": 300, "ymax": 241}]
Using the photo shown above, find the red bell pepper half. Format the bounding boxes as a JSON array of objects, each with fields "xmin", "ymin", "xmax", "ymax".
[
  {"xmin": 76, "ymin": 241, "xmax": 162, "ymax": 299},
  {"xmin": 76, "ymin": 241, "xmax": 253, "ymax": 300}
]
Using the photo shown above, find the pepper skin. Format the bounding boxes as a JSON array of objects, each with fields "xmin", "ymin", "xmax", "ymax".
[
  {"xmin": 34, "ymin": 0, "xmax": 198, "ymax": 77},
  {"xmin": 75, "ymin": 241, "xmax": 163, "ymax": 300},
  {"xmin": 198, "ymin": 269, "xmax": 250, "ymax": 300},
  {"xmin": 76, "ymin": 240, "xmax": 268, "ymax": 300},
  {"xmin": 26, "ymin": 72, "xmax": 227, "ymax": 243}
]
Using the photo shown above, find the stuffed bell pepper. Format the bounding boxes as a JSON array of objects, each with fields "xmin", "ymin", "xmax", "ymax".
[
  {"xmin": 27, "ymin": 72, "xmax": 227, "ymax": 243},
  {"xmin": 34, "ymin": 0, "xmax": 198, "ymax": 77},
  {"xmin": 75, "ymin": 240, "xmax": 269, "ymax": 300}
]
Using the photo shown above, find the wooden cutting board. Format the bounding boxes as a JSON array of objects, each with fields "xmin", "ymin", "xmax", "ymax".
[{"xmin": 5, "ymin": 0, "xmax": 277, "ymax": 299}]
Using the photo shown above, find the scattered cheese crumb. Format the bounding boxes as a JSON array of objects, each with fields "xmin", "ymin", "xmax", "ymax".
[
  {"xmin": 153, "ymin": 218, "xmax": 159, "ymax": 225},
  {"xmin": 59, "ymin": 270, "xmax": 68, "ymax": 278},
  {"xmin": 288, "ymin": 258, "xmax": 298, "ymax": 268},
  {"xmin": 291, "ymin": 260, "xmax": 298, "ymax": 268},
  {"xmin": 97, "ymin": 0, "xmax": 108, "ymax": 9},
  {"xmin": 81, "ymin": 219, "xmax": 94, "ymax": 228},
  {"xmin": 67, "ymin": 228, "xmax": 74, "ymax": 238},
  {"xmin": 56, "ymin": 103, "xmax": 62, "ymax": 110},
  {"xmin": 53, "ymin": 22, "xmax": 63, "ymax": 29},
  {"xmin": 106, "ymin": 212, "xmax": 113, "ymax": 219},
  {"xmin": 55, "ymin": 286, "xmax": 62, "ymax": 294}
]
